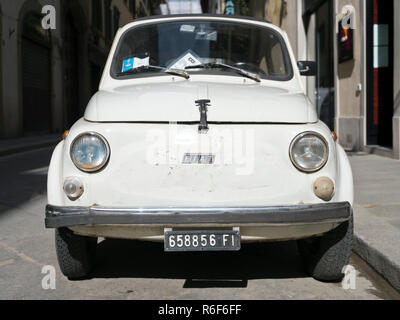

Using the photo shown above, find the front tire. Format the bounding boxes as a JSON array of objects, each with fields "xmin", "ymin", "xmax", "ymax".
[
  {"xmin": 297, "ymin": 215, "xmax": 353, "ymax": 282},
  {"xmin": 55, "ymin": 228, "xmax": 97, "ymax": 280}
]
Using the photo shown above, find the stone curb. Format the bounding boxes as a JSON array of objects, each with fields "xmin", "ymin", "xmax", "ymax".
[{"xmin": 353, "ymin": 207, "xmax": 400, "ymax": 293}]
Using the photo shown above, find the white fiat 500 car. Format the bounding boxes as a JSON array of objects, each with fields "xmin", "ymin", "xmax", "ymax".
[{"xmin": 46, "ymin": 15, "xmax": 353, "ymax": 281}]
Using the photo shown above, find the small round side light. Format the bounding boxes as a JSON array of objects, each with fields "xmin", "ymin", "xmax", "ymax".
[
  {"xmin": 332, "ymin": 131, "xmax": 338, "ymax": 142},
  {"xmin": 313, "ymin": 177, "xmax": 335, "ymax": 201},
  {"xmin": 63, "ymin": 177, "xmax": 84, "ymax": 200}
]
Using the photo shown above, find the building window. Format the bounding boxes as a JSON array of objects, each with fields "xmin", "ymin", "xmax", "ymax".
[{"xmin": 373, "ymin": 24, "xmax": 390, "ymax": 68}]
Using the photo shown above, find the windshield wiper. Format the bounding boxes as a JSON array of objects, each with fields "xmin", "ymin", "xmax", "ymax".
[
  {"xmin": 118, "ymin": 65, "xmax": 190, "ymax": 79},
  {"xmin": 185, "ymin": 63, "xmax": 261, "ymax": 82}
]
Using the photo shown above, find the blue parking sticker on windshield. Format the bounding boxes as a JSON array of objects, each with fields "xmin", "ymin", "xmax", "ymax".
[
  {"xmin": 122, "ymin": 53, "xmax": 150, "ymax": 73},
  {"xmin": 122, "ymin": 58, "xmax": 134, "ymax": 72}
]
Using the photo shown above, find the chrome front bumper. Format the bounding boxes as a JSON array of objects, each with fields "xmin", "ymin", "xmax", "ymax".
[{"xmin": 45, "ymin": 202, "xmax": 351, "ymax": 229}]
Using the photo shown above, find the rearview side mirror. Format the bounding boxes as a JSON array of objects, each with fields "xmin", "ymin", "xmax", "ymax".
[{"xmin": 297, "ymin": 61, "xmax": 317, "ymax": 76}]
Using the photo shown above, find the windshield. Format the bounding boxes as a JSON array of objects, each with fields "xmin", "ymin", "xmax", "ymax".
[{"xmin": 111, "ymin": 19, "xmax": 293, "ymax": 81}]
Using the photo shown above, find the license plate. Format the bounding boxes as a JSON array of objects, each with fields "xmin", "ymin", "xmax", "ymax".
[{"xmin": 164, "ymin": 229, "xmax": 241, "ymax": 252}]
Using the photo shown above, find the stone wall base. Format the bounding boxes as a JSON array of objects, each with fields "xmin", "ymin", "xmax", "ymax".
[{"xmin": 337, "ymin": 117, "xmax": 363, "ymax": 152}]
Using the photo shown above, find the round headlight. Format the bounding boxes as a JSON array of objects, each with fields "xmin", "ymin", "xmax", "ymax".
[
  {"xmin": 70, "ymin": 132, "xmax": 110, "ymax": 173},
  {"xmin": 290, "ymin": 132, "xmax": 329, "ymax": 173}
]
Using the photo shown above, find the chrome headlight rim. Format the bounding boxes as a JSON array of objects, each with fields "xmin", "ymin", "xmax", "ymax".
[
  {"xmin": 70, "ymin": 132, "xmax": 111, "ymax": 173},
  {"xmin": 289, "ymin": 131, "xmax": 329, "ymax": 173}
]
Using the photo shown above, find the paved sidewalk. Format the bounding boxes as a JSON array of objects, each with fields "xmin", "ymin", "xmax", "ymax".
[
  {"xmin": 349, "ymin": 153, "xmax": 400, "ymax": 292},
  {"xmin": 0, "ymin": 134, "xmax": 61, "ymax": 157}
]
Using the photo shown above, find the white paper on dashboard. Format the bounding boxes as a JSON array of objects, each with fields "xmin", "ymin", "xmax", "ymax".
[{"xmin": 168, "ymin": 51, "xmax": 202, "ymax": 70}]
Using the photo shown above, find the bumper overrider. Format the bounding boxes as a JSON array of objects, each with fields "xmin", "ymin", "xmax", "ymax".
[{"xmin": 45, "ymin": 202, "xmax": 352, "ymax": 229}]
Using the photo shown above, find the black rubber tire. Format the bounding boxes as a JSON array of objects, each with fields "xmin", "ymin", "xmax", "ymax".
[
  {"xmin": 297, "ymin": 214, "xmax": 354, "ymax": 282},
  {"xmin": 55, "ymin": 228, "xmax": 97, "ymax": 280}
]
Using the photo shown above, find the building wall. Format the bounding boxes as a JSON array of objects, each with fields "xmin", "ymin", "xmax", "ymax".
[
  {"xmin": 262, "ymin": 0, "xmax": 298, "ymax": 60},
  {"xmin": 1, "ymin": 0, "xmax": 26, "ymax": 137},
  {"xmin": 265, "ymin": 0, "xmax": 286, "ymax": 27},
  {"xmin": 393, "ymin": 0, "xmax": 400, "ymax": 159},
  {"xmin": 0, "ymin": 2, "xmax": 3, "ymax": 138},
  {"xmin": 336, "ymin": 0, "xmax": 364, "ymax": 151},
  {"xmin": 113, "ymin": 0, "xmax": 134, "ymax": 23},
  {"xmin": 264, "ymin": 0, "xmax": 308, "ymax": 90},
  {"xmin": 249, "ymin": 0, "xmax": 266, "ymax": 19},
  {"xmin": 284, "ymin": 0, "xmax": 400, "ymax": 158},
  {"xmin": 284, "ymin": 0, "xmax": 298, "ymax": 58},
  {"xmin": 0, "ymin": 0, "xmax": 138, "ymax": 139}
]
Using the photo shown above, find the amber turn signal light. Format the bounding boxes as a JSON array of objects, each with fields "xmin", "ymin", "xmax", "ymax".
[{"xmin": 62, "ymin": 130, "xmax": 69, "ymax": 140}]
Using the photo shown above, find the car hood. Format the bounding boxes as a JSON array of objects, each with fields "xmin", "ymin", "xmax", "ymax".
[{"xmin": 84, "ymin": 81, "xmax": 318, "ymax": 123}]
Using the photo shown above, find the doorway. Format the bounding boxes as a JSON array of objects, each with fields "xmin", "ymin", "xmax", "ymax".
[
  {"xmin": 63, "ymin": 11, "xmax": 80, "ymax": 129},
  {"xmin": 366, "ymin": 0, "xmax": 394, "ymax": 148},
  {"xmin": 304, "ymin": 0, "xmax": 335, "ymax": 131},
  {"xmin": 21, "ymin": 13, "xmax": 52, "ymax": 135},
  {"xmin": 315, "ymin": 0, "xmax": 335, "ymax": 131}
]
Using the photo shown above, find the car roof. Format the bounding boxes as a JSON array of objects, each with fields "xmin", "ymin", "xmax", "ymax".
[{"xmin": 131, "ymin": 14, "xmax": 272, "ymax": 25}]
